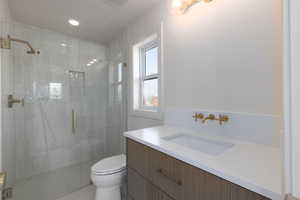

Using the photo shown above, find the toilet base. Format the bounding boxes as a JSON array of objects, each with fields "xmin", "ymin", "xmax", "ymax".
[{"xmin": 95, "ymin": 186, "xmax": 121, "ymax": 200}]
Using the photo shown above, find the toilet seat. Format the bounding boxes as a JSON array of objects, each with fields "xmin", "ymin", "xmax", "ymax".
[{"xmin": 92, "ymin": 154, "xmax": 126, "ymax": 176}]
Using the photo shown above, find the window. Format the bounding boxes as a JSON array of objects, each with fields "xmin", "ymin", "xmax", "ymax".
[
  {"xmin": 140, "ymin": 43, "xmax": 159, "ymax": 110},
  {"xmin": 132, "ymin": 34, "xmax": 161, "ymax": 117}
]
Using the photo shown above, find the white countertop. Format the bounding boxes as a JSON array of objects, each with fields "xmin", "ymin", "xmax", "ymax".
[{"xmin": 124, "ymin": 126, "xmax": 283, "ymax": 200}]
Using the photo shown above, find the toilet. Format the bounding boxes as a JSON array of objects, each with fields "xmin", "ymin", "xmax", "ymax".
[{"xmin": 91, "ymin": 154, "xmax": 126, "ymax": 200}]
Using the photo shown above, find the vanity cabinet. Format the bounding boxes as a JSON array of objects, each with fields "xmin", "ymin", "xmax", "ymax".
[
  {"xmin": 128, "ymin": 167, "xmax": 173, "ymax": 200},
  {"xmin": 127, "ymin": 139, "xmax": 271, "ymax": 200}
]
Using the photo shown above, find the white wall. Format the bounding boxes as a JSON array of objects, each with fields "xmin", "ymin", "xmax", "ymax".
[
  {"xmin": 289, "ymin": 0, "xmax": 300, "ymax": 197},
  {"xmin": 108, "ymin": 4, "xmax": 166, "ymax": 131},
  {"xmin": 164, "ymin": 0, "xmax": 282, "ymax": 115},
  {"xmin": 127, "ymin": 3, "xmax": 165, "ymax": 130},
  {"xmin": 109, "ymin": 0, "xmax": 282, "ymax": 131},
  {"xmin": 0, "ymin": 0, "xmax": 10, "ymax": 21}
]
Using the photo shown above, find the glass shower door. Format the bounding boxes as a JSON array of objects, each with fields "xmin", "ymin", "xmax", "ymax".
[
  {"xmin": 107, "ymin": 62, "xmax": 127, "ymax": 156},
  {"xmin": 2, "ymin": 21, "xmax": 109, "ymax": 200},
  {"xmin": 8, "ymin": 56, "xmax": 84, "ymax": 200},
  {"xmin": 1, "ymin": 24, "xmax": 83, "ymax": 200}
]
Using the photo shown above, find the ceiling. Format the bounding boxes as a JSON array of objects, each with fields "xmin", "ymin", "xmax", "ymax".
[{"xmin": 8, "ymin": 0, "xmax": 161, "ymax": 44}]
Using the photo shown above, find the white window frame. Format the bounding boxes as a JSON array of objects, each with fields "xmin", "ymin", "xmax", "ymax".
[
  {"xmin": 131, "ymin": 34, "xmax": 163, "ymax": 120},
  {"xmin": 139, "ymin": 40, "xmax": 160, "ymax": 112}
]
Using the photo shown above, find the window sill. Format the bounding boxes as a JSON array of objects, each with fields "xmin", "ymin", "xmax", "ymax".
[{"xmin": 129, "ymin": 109, "xmax": 163, "ymax": 121}]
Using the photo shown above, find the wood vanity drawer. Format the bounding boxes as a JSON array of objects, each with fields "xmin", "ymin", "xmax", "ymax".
[
  {"xmin": 229, "ymin": 183, "xmax": 270, "ymax": 200},
  {"xmin": 128, "ymin": 167, "xmax": 175, "ymax": 200},
  {"xmin": 184, "ymin": 164, "xmax": 270, "ymax": 200},
  {"xmin": 128, "ymin": 195, "xmax": 134, "ymax": 200},
  {"xmin": 128, "ymin": 167, "xmax": 148, "ymax": 200},
  {"xmin": 127, "ymin": 139, "xmax": 149, "ymax": 178},
  {"xmin": 148, "ymin": 183, "xmax": 175, "ymax": 200},
  {"xmin": 149, "ymin": 148, "xmax": 184, "ymax": 200}
]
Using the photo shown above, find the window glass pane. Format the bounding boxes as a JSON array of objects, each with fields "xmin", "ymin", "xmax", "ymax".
[
  {"xmin": 117, "ymin": 63, "xmax": 122, "ymax": 82},
  {"xmin": 143, "ymin": 78, "xmax": 158, "ymax": 107},
  {"xmin": 145, "ymin": 47, "xmax": 158, "ymax": 76}
]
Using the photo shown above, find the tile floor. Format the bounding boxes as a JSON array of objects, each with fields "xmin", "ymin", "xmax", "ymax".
[
  {"xmin": 56, "ymin": 185, "xmax": 95, "ymax": 200},
  {"xmin": 11, "ymin": 163, "xmax": 92, "ymax": 200}
]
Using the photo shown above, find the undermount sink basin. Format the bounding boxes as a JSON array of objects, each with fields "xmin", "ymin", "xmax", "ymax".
[{"xmin": 162, "ymin": 134, "xmax": 234, "ymax": 156}]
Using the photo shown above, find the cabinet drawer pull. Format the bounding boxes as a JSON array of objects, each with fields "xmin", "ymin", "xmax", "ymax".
[{"xmin": 156, "ymin": 168, "xmax": 182, "ymax": 186}]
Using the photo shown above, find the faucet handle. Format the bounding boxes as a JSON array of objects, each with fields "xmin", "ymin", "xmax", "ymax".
[
  {"xmin": 192, "ymin": 113, "xmax": 204, "ymax": 122},
  {"xmin": 216, "ymin": 115, "xmax": 229, "ymax": 125}
]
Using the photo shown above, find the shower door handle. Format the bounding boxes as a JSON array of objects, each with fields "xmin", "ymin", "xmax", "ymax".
[{"xmin": 72, "ymin": 110, "xmax": 76, "ymax": 134}]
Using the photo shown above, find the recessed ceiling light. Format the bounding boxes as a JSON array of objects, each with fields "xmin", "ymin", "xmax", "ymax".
[
  {"xmin": 68, "ymin": 19, "xmax": 80, "ymax": 26},
  {"xmin": 61, "ymin": 43, "xmax": 67, "ymax": 47}
]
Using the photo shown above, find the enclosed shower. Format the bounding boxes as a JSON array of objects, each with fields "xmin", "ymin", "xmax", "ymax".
[{"xmin": 1, "ymin": 21, "xmax": 127, "ymax": 200}]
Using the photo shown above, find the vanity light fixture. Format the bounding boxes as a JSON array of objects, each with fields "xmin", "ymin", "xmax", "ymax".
[
  {"xmin": 68, "ymin": 19, "xmax": 80, "ymax": 26},
  {"xmin": 172, "ymin": 0, "xmax": 213, "ymax": 14}
]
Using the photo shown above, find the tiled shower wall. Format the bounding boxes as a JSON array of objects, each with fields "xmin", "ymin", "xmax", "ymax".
[{"xmin": 1, "ymin": 21, "xmax": 108, "ymax": 195}]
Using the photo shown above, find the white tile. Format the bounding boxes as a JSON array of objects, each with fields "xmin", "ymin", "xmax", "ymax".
[{"xmin": 56, "ymin": 186, "xmax": 95, "ymax": 200}]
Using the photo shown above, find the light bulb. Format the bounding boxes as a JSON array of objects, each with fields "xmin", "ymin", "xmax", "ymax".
[
  {"xmin": 68, "ymin": 19, "xmax": 80, "ymax": 26},
  {"xmin": 172, "ymin": 0, "xmax": 183, "ymax": 8}
]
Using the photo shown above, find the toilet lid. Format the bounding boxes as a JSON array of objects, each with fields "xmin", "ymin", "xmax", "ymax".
[{"xmin": 92, "ymin": 154, "xmax": 126, "ymax": 175}]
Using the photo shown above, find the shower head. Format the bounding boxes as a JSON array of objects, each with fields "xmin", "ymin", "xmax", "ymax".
[{"xmin": 0, "ymin": 35, "xmax": 40, "ymax": 55}]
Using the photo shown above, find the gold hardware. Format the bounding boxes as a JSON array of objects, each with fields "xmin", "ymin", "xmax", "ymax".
[
  {"xmin": 157, "ymin": 168, "xmax": 182, "ymax": 186},
  {"xmin": 192, "ymin": 113, "xmax": 204, "ymax": 122},
  {"xmin": 202, "ymin": 114, "xmax": 216, "ymax": 123},
  {"xmin": 0, "ymin": 172, "xmax": 6, "ymax": 190},
  {"xmin": 0, "ymin": 35, "xmax": 40, "ymax": 55},
  {"xmin": 8, "ymin": 95, "xmax": 24, "ymax": 108},
  {"xmin": 202, "ymin": 114, "xmax": 229, "ymax": 125},
  {"xmin": 215, "ymin": 115, "xmax": 229, "ymax": 125},
  {"xmin": 173, "ymin": 0, "xmax": 213, "ymax": 14},
  {"xmin": 72, "ymin": 110, "xmax": 76, "ymax": 134},
  {"xmin": 0, "ymin": 37, "xmax": 11, "ymax": 49}
]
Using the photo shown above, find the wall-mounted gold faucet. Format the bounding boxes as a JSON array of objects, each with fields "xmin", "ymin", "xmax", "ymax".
[{"xmin": 193, "ymin": 113, "xmax": 229, "ymax": 125}]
